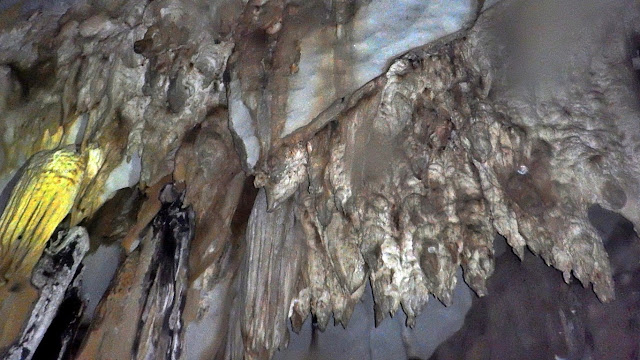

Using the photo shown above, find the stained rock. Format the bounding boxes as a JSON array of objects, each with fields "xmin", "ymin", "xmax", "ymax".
[
  {"xmin": 77, "ymin": 184, "xmax": 193, "ymax": 360},
  {"xmin": 2, "ymin": 226, "xmax": 90, "ymax": 360}
]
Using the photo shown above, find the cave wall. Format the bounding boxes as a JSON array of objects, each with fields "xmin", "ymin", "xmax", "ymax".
[{"xmin": 0, "ymin": 0, "xmax": 639, "ymax": 359}]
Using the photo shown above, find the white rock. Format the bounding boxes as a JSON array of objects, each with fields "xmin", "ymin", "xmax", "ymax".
[
  {"xmin": 100, "ymin": 152, "xmax": 142, "ymax": 203},
  {"xmin": 282, "ymin": 0, "xmax": 476, "ymax": 137},
  {"xmin": 228, "ymin": 79, "xmax": 260, "ymax": 170},
  {"xmin": 79, "ymin": 14, "xmax": 117, "ymax": 39}
]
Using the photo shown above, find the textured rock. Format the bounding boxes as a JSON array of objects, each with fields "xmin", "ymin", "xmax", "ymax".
[
  {"xmin": 0, "ymin": 0, "xmax": 234, "ymax": 225},
  {"xmin": 77, "ymin": 184, "xmax": 193, "ymax": 360},
  {"xmin": 0, "ymin": 148, "xmax": 89, "ymax": 285},
  {"xmin": 0, "ymin": 0, "xmax": 639, "ymax": 359},
  {"xmin": 227, "ymin": 0, "xmax": 480, "ymax": 171},
  {"xmin": 2, "ymin": 226, "xmax": 89, "ymax": 359},
  {"xmin": 281, "ymin": 0, "xmax": 478, "ymax": 137},
  {"xmin": 230, "ymin": 189, "xmax": 304, "ymax": 359}
]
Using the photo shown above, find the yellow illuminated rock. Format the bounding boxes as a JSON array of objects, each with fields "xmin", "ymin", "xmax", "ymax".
[{"xmin": 0, "ymin": 147, "xmax": 87, "ymax": 286}]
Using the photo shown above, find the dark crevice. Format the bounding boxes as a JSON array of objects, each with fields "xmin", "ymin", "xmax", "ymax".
[
  {"xmin": 230, "ymin": 175, "xmax": 259, "ymax": 240},
  {"xmin": 7, "ymin": 58, "xmax": 57, "ymax": 100},
  {"xmin": 82, "ymin": 187, "xmax": 144, "ymax": 249},
  {"xmin": 32, "ymin": 288, "xmax": 84, "ymax": 360},
  {"xmin": 587, "ymin": 204, "xmax": 636, "ymax": 250},
  {"xmin": 629, "ymin": 32, "xmax": 640, "ymax": 86}
]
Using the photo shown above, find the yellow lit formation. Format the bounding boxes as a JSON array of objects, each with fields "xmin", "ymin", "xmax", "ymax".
[{"xmin": 0, "ymin": 147, "xmax": 86, "ymax": 285}]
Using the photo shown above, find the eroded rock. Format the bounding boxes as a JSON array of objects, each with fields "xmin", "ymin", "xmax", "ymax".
[{"xmin": 0, "ymin": 0, "xmax": 639, "ymax": 359}]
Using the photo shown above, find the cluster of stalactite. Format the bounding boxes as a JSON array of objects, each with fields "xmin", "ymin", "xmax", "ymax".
[
  {"xmin": 0, "ymin": 0, "xmax": 638, "ymax": 359},
  {"xmin": 242, "ymin": 34, "xmax": 623, "ymax": 358}
]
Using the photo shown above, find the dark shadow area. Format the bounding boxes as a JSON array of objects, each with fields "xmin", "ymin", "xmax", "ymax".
[
  {"xmin": 0, "ymin": 161, "xmax": 26, "ymax": 218},
  {"xmin": 588, "ymin": 204, "xmax": 636, "ymax": 248},
  {"xmin": 82, "ymin": 187, "xmax": 144, "ymax": 250},
  {"xmin": 431, "ymin": 205, "xmax": 640, "ymax": 360},
  {"xmin": 629, "ymin": 32, "xmax": 640, "ymax": 88},
  {"xmin": 230, "ymin": 175, "xmax": 259, "ymax": 239},
  {"xmin": 32, "ymin": 288, "xmax": 84, "ymax": 360},
  {"xmin": 275, "ymin": 270, "xmax": 473, "ymax": 360}
]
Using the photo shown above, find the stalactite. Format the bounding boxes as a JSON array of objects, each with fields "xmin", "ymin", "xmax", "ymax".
[{"xmin": 0, "ymin": 0, "xmax": 639, "ymax": 359}]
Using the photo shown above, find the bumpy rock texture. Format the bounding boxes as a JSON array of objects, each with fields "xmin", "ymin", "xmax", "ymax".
[{"xmin": 0, "ymin": 0, "xmax": 639, "ymax": 359}]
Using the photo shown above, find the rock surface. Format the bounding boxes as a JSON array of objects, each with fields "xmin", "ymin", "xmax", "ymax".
[
  {"xmin": 2, "ymin": 227, "xmax": 89, "ymax": 359},
  {"xmin": 0, "ymin": 0, "xmax": 639, "ymax": 359}
]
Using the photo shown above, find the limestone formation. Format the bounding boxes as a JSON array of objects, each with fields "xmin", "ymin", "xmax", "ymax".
[{"xmin": 0, "ymin": 0, "xmax": 638, "ymax": 359}]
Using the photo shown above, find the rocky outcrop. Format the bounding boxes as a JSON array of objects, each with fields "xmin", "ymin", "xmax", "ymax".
[{"xmin": 0, "ymin": 0, "xmax": 639, "ymax": 359}]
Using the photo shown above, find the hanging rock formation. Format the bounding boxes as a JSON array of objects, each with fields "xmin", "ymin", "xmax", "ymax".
[{"xmin": 0, "ymin": 0, "xmax": 639, "ymax": 359}]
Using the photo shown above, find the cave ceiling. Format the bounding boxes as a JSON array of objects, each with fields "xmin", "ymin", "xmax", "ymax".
[{"xmin": 0, "ymin": 0, "xmax": 639, "ymax": 359}]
